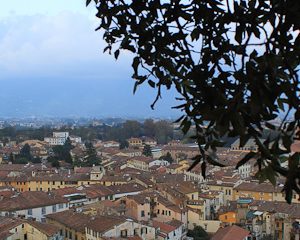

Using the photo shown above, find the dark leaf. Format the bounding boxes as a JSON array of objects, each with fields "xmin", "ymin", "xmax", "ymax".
[{"xmin": 236, "ymin": 151, "xmax": 256, "ymax": 169}]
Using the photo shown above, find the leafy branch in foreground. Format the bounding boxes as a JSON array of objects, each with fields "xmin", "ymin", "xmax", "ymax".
[{"xmin": 87, "ymin": 0, "xmax": 300, "ymax": 203}]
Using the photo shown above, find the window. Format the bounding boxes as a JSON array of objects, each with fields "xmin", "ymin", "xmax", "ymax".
[
  {"xmin": 59, "ymin": 203, "xmax": 64, "ymax": 209},
  {"xmin": 141, "ymin": 210, "xmax": 145, "ymax": 217},
  {"xmin": 28, "ymin": 209, "xmax": 32, "ymax": 215},
  {"xmin": 141, "ymin": 227, "xmax": 147, "ymax": 234},
  {"xmin": 169, "ymin": 211, "xmax": 171, "ymax": 216},
  {"xmin": 53, "ymin": 181, "xmax": 55, "ymax": 185},
  {"xmin": 157, "ymin": 209, "xmax": 160, "ymax": 214},
  {"xmin": 42, "ymin": 207, "xmax": 46, "ymax": 215},
  {"xmin": 121, "ymin": 230, "xmax": 127, "ymax": 237},
  {"xmin": 162, "ymin": 210, "xmax": 165, "ymax": 215},
  {"xmin": 52, "ymin": 205, "xmax": 57, "ymax": 213}
]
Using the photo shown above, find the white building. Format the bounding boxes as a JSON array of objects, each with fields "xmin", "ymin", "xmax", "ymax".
[
  {"xmin": 0, "ymin": 192, "xmax": 69, "ymax": 222},
  {"xmin": 149, "ymin": 159, "xmax": 170, "ymax": 167},
  {"xmin": 86, "ymin": 218, "xmax": 156, "ymax": 239},
  {"xmin": 44, "ymin": 132, "xmax": 70, "ymax": 146},
  {"xmin": 69, "ymin": 135, "xmax": 82, "ymax": 144}
]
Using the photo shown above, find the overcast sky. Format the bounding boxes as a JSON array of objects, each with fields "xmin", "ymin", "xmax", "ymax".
[{"xmin": 0, "ymin": 0, "xmax": 178, "ymax": 118}]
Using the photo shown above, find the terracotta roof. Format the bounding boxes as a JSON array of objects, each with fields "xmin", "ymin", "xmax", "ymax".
[
  {"xmin": 153, "ymin": 221, "xmax": 176, "ymax": 233},
  {"xmin": 128, "ymin": 156, "xmax": 153, "ymax": 163},
  {"xmin": 166, "ymin": 219, "xmax": 184, "ymax": 228},
  {"xmin": 0, "ymin": 191, "xmax": 67, "ymax": 211},
  {"xmin": 234, "ymin": 181, "xmax": 283, "ymax": 193},
  {"xmin": 107, "ymin": 183, "xmax": 145, "ymax": 194},
  {"xmin": 27, "ymin": 220, "xmax": 61, "ymax": 236},
  {"xmin": 46, "ymin": 210, "xmax": 91, "ymax": 232},
  {"xmin": 52, "ymin": 184, "xmax": 113, "ymax": 199},
  {"xmin": 252, "ymin": 201, "xmax": 300, "ymax": 218},
  {"xmin": 157, "ymin": 196, "xmax": 186, "ymax": 213},
  {"xmin": 211, "ymin": 225, "xmax": 250, "ymax": 240},
  {"xmin": 86, "ymin": 216, "xmax": 126, "ymax": 233},
  {"xmin": 162, "ymin": 145, "xmax": 199, "ymax": 152},
  {"xmin": 0, "ymin": 217, "xmax": 23, "ymax": 238}
]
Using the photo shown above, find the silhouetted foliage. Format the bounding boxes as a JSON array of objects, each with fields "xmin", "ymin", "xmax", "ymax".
[{"xmin": 88, "ymin": 0, "xmax": 300, "ymax": 203}]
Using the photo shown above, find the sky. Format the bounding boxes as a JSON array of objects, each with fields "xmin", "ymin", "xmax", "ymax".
[{"xmin": 0, "ymin": 0, "xmax": 179, "ymax": 119}]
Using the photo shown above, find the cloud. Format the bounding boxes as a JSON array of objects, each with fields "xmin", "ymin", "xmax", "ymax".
[
  {"xmin": 0, "ymin": 11, "xmax": 179, "ymax": 118},
  {"xmin": 0, "ymin": 12, "xmax": 132, "ymax": 80}
]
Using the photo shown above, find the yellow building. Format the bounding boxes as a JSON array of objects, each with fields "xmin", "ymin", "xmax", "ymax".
[
  {"xmin": 0, "ymin": 166, "xmax": 106, "ymax": 192},
  {"xmin": 46, "ymin": 210, "xmax": 89, "ymax": 240},
  {"xmin": 206, "ymin": 181, "xmax": 235, "ymax": 204},
  {"xmin": 0, "ymin": 217, "xmax": 61, "ymax": 240},
  {"xmin": 127, "ymin": 138, "xmax": 143, "ymax": 148},
  {"xmin": 233, "ymin": 182, "xmax": 300, "ymax": 204},
  {"xmin": 219, "ymin": 211, "xmax": 237, "ymax": 224}
]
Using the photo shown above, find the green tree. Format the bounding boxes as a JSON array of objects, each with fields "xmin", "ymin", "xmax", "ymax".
[
  {"xmin": 123, "ymin": 120, "xmax": 142, "ymax": 138},
  {"xmin": 119, "ymin": 139, "xmax": 129, "ymax": 149},
  {"xmin": 9, "ymin": 153, "xmax": 14, "ymax": 163},
  {"xmin": 31, "ymin": 157, "xmax": 42, "ymax": 163},
  {"xmin": 51, "ymin": 159, "xmax": 60, "ymax": 168},
  {"xmin": 20, "ymin": 143, "xmax": 31, "ymax": 158},
  {"xmin": 154, "ymin": 120, "xmax": 173, "ymax": 144},
  {"xmin": 187, "ymin": 226, "xmax": 209, "ymax": 240},
  {"xmin": 64, "ymin": 137, "xmax": 73, "ymax": 152},
  {"xmin": 85, "ymin": 142, "xmax": 101, "ymax": 166},
  {"xmin": 18, "ymin": 143, "xmax": 32, "ymax": 162},
  {"xmin": 52, "ymin": 144, "xmax": 73, "ymax": 164},
  {"xmin": 88, "ymin": 0, "xmax": 300, "ymax": 203},
  {"xmin": 143, "ymin": 119, "xmax": 156, "ymax": 138},
  {"xmin": 14, "ymin": 157, "xmax": 29, "ymax": 164},
  {"xmin": 142, "ymin": 144, "xmax": 153, "ymax": 157},
  {"xmin": 160, "ymin": 152, "xmax": 174, "ymax": 164}
]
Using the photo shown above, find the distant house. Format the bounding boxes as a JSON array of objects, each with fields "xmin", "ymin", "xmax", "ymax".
[
  {"xmin": 127, "ymin": 138, "xmax": 143, "ymax": 148},
  {"xmin": 127, "ymin": 156, "xmax": 153, "ymax": 171},
  {"xmin": 230, "ymin": 138, "xmax": 258, "ymax": 151},
  {"xmin": 102, "ymin": 141, "xmax": 120, "ymax": 148},
  {"xmin": 69, "ymin": 135, "xmax": 82, "ymax": 144},
  {"xmin": 44, "ymin": 132, "xmax": 69, "ymax": 146},
  {"xmin": 142, "ymin": 137, "xmax": 157, "ymax": 147}
]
